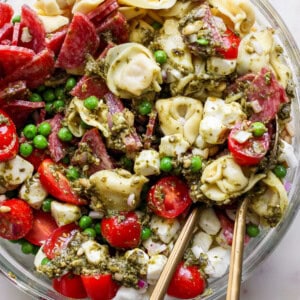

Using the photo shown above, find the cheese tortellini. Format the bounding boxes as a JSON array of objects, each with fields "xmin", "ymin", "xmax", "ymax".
[
  {"xmin": 199, "ymin": 97, "xmax": 246, "ymax": 144},
  {"xmin": 200, "ymin": 155, "xmax": 265, "ymax": 204},
  {"xmin": 105, "ymin": 43, "xmax": 162, "ymax": 99},
  {"xmin": 156, "ymin": 96, "xmax": 203, "ymax": 144},
  {"xmin": 118, "ymin": 0, "xmax": 176, "ymax": 10}
]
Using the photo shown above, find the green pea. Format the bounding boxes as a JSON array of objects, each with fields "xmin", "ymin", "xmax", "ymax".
[
  {"xmin": 53, "ymin": 100, "xmax": 65, "ymax": 112},
  {"xmin": 41, "ymin": 257, "xmax": 50, "ymax": 265},
  {"xmin": 141, "ymin": 227, "xmax": 152, "ymax": 240},
  {"xmin": 21, "ymin": 241, "xmax": 34, "ymax": 254},
  {"xmin": 36, "ymin": 85, "xmax": 46, "ymax": 93},
  {"xmin": 19, "ymin": 143, "xmax": 33, "ymax": 157},
  {"xmin": 66, "ymin": 167, "xmax": 80, "ymax": 181},
  {"xmin": 32, "ymin": 245, "xmax": 40, "ymax": 255},
  {"xmin": 23, "ymin": 124, "xmax": 37, "ymax": 140},
  {"xmin": 83, "ymin": 227, "xmax": 97, "ymax": 238},
  {"xmin": 120, "ymin": 156, "xmax": 133, "ymax": 171},
  {"xmin": 42, "ymin": 198, "xmax": 53, "ymax": 212},
  {"xmin": 33, "ymin": 135, "xmax": 48, "ymax": 149},
  {"xmin": 58, "ymin": 127, "xmax": 73, "ymax": 142},
  {"xmin": 29, "ymin": 93, "xmax": 42, "ymax": 102},
  {"xmin": 55, "ymin": 87, "xmax": 66, "ymax": 100},
  {"xmin": 154, "ymin": 50, "xmax": 167, "ymax": 64},
  {"xmin": 61, "ymin": 156, "xmax": 70, "ymax": 164},
  {"xmin": 160, "ymin": 157, "xmax": 173, "ymax": 172},
  {"xmin": 45, "ymin": 102, "xmax": 53, "ymax": 114},
  {"xmin": 84, "ymin": 96, "xmax": 99, "ymax": 110},
  {"xmin": 94, "ymin": 223, "xmax": 101, "ymax": 235},
  {"xmin": 43, "ymin": 89, "xmax": 56, "ymax": 102},
  {"xmin": 191, "ymin": 156, "xmax": 202, "ymax": 173},
  {"xmin": 79, "ymin": 216, "xmax": 93, "ymax": 230},
  {"xmin": 138, "ymin": 100, "xmax": 152, "ymax": 115},
  {"xmin": 196, "ymin": 38, "xmax": 209, "ymax": 45},
  {"xmin": 273, "ymin": 165, "xmax": 287, "ymax": 178},
  {"xmin": 65, "ymin": 77, "xmax": 77, "ymax": 91},
  {"xmin": 246, "ymin": 224, "xmax": 260, "ymax": 237},
  {"xmin": 38, "ymin": 122, "xmax": 52, "ymax": 137},
  {"xmin": 12, "ymin": 15, "xmax": 21, "ymax": 24},
  {"xmin": 251, "ymin": 122, "xmax": 267, "ymax": 137},
  {"xmin": 152, "ymin": 21, "xmax": 162, "ymax": 30}
]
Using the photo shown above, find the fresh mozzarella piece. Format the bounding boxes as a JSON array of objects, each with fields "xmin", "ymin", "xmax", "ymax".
[
  {"xmin": 198, "ymin": 208, "xmax": 221, "ymax": 235},
  {"xmin": 143, "ymin": 238, "xmax": 167, "ymax": 256},
  {"xmin": 150, "ymin": 215, "xmax": 180, "ymax": 244},
  {"xmin": 38, "ymin": 15, "xmax": 69, "ymax": 33},
  {"xmin": 19, "ymin": 173, "xmax": 48, "ymax": 209},
  {"xmin": 21, "ymin": 27, "xmax": 32, "ymax": 43},
  {"xmin": 72, "ymin": 0, "xmax": 105, "ymax": 14},
  {"xmin": 207, "ymin": 57, "xmax": 237, "ymax": 76},
  {"xmin": 125, "ymin": 248, "xmax": 149, "ymax": 265},
  {"xmin": 81, "ymin": 240, "xmax": 109, "ymax": 265},
  {"xmin": 51, "ymin": 201, "xmax": 81, "ymax": 226},
  {"xmin": 113, "ymin": 286, "xmax": 149, "ymax": 300},
  {"xmin": 147, "ymin": 254, "xmax": 167, "ymax": 285},
  {"xmin": 159, "ymin": 134, "xmax": 190, "ymax": 157},
  {"xmin": 34, "ymin": 246, "xmax": 47, "ymax": 269},
  {"xmin": 134, "ymin": 150, "xmax": 160, "ymax": 176},
  {"xmin": 191, "ymin": 231, "xmax": 213, "ymax": 258},
  {"xmin": 0, "ymin": 155, "xmax": 34, "ymax": 193},
  {"xmin": 118, "ymin": 0, "xmax": 176, "ymax": 10},
  {"xmin": 204, "ymin": 247, "xmax": 230, "ymax": 278},
  {"xmin": 278, "ymin": 140, "xmax": 298, "ymax": 168},
  {"xmin": 35, "ymin": 0, "xmax": 63, "ymax": 16}
]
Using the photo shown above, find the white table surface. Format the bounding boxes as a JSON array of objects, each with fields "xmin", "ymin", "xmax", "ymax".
[{"xmin": 1, "ymin": 0, "xmax": 300, "ymax": 299}]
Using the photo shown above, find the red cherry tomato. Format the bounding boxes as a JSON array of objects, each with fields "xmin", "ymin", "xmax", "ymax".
[
  {"xmin": 216, "ymin": 29, "xmax": 241, "ymax": 59},
  {"xmin": 24, "ymin": 148, "xmax": 49, "ymax": 171},
  {"xmin": 101, "ymin": 212, "xmax": 141, "ymax": 249},
  {"xmin": 53, "ymin": 273, "xmax": 87, "ymax": 299},
  {"xmin": 167, "ymin": 262, "xmax": 206, "ymax": 299},
  {"xmin": 228, "ymin": 121, "xmax": 271, "ymax": 166},
  {"xmin": 0, "ymin": 109, "xmax": 19, "ymax": 162},
  {"xmin": 25, "ymin": 210, "xmax": 58, "ymax": 246},
  {"xmin": 147, "ymin": 176, "xmax": 192, "ymax": 218},
  {"xmin": 43, "ymin": 223, "xmax": 79, "ymax": 259},
  {"xmin": 81, "ymin": 274, "xmax": 119, "ymax": 300},
  {"xmin": 38, "ymin": 159, "xmax": 87, "ymax": 206},
  {"xmin": 0, "ymin": 198, "xmax": 33, "ymax": 240}
]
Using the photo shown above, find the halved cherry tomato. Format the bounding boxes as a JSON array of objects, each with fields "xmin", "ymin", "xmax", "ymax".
[
  {"xmin": 24, "ymin": 148, "xmax": 49, "ymax": 171},
  {"xmin": 81, "ymin": 274, "xmax": 119, "ymax": 300},
  {"xmin": 228, "ymin": 121, "xmax": 271, "ymax": 166},
  {"xmin": 0, "ymin": 109, "xmax": 18, "ymax": 162},
  {"xmin": 53, "ymin": 273, "xmax": 87, "ymax": 299},
  {"xmin": 43, "ymin": 223, "xmax": 79, "ymax": 259},
  {"xmin": 167, "ymin": 261, "xmax": 206, "ymax": 299},
  {"xmin": 147, "ymin": 176, "xmax": 192, "ymax": 218},
  {"xmin": 101, "ymin": 212, "xmax": 141, "ymax": 249},
  {"xmin": 38, "ymin": 158, "xmax": 87, "ymax": 206},
  {"xmin": 25, "ymin": 210, "xmax": 58, "ymax": 246},
  {"xmin": 0, "ymin": 198, "xmax": 33, "ymax": 240},
  {"xmin": 216, "ymin": 28, "xmax": 241, "ymax": 59}
]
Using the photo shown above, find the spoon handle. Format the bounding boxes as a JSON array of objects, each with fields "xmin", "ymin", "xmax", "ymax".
[
  {"xmin": 150, "ymin": 207, "xmax": 201, "ymax": 300},
  {"xmin": 226, "ymin": 198, "xmax": 250, "ymax": 300}
]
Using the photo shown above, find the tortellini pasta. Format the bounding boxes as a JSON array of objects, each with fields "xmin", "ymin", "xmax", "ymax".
[
  {"xmin": 72, "ymin": 0, "xmax": 104, "ymax": 14},
  {"xmin": 209, "ymin": 0, "xmax": 255, "ymax": 35},
  {"xmin": 118, "ymin": 0, "xmax": 176, "ymax": 10},
  {"xmin": 199, "ymin": 97, "xmax": 246, "ymax": 144},
  {"xmin": 206, "ymin": 57, "xmax": 237, "ymax": 76},
  {"xmin": 38, "ymin": 15, "xmax": 69, "ymax": 33},
  {"xmin": 156, "ymin": 96, "xmax": 203, "ymax": 144},
  {"xmin": 89, "ymin": 169, "xmax": 148, "ymax": 212},
  {"xmin": 105, "ymin": 43, "xmax": 162, "ymax": 99},
  {"xmin": 249, "ymin": 171, "xmax": 288, "ymax": 227},
  {"xmin": 200, "ymin": 155, "xmax": 265, "ymax": 204}
]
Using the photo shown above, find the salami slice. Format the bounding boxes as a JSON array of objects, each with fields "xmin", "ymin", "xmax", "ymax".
[
  {"xmin": 0, "ymin": 80, "xmax": 27, "ymax": 102},
  {"xmin": 56, "ymin": 13, "xmax": 99, "ymax": 70},
  {"xmin": 46, "ymin": 27, "xmax": 68, "ymax": 56},
  {"xmin": 0, "ymin": 3, "xmax": 13, "ymax": 28},
  {"xmin": 0, "ymin": 45, "xmax": 35, "ymax": 77},
  {"xmin": 70, "ymin": 75, "xmax": 109, "ymax": 100},
  {"xmin": 11, "ymin": 22, "xmax": 21, "ymax": 46},
  {"xmin": 0, "ymin": 23, "xmax": 13, "ymax": 44},
  {"xmin": 20, "ymin": 5, "xmax": 46, "ymax": 53}
]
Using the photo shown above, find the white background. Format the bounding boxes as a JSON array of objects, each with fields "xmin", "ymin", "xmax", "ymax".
[{"xmin": 1, "ymin": 0, "xmax": 300, "ymax": 299}]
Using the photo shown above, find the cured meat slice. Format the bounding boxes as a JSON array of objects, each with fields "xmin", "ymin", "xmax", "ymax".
[
  {"xmin": 0, "ymin": 23, "xmax": 13, "ymax": 44},
  {"xmin": 0, "ymin": 45, "xmax": 35, "ymax": 77},
  {"xmin": 20, "ymin": 5, "xmax": 46, "ymax": 53},
  {"xmin": 56, "ymin": 13, "xmax": 99, "ymax": 70},
  {"xmin": 0, "ymin": 3, "xmax": 13, "ymax": 28},
  {"xmin": 1, "ymin": 48, "xmax": 55, "ymax": 89},
  {"xmin": 70, "ymin": 75, "xmax": 108, "ymax": 100},
  {"xmin": 46, "ymin": 27, "xmax": 68, "ymax": 56},
  {"xmin": 144, "ymin": 111, "xmax": 157, "ymax": 149},
  {"xmin": 96, "ymin": 11, "xmax": 129, "ymax": 44},
  {"xmin": 0, "ymin": 80, "xmax": 27, "ymax": 102},
  {"xmin": 0, "ymin": 100, "xmax": 45, "ymax": 129},
  {"xmin": 11, "ymin": 22, "xmax": 21, "ymax": 46}
]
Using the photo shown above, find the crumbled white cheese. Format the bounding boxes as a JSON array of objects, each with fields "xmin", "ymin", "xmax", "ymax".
[{"xmin": 134, "ymin": 150, "xmax": 160, "ymax": 176}]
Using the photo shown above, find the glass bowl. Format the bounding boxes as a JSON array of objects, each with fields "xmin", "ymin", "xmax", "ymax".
[{"xmin": 1, "ymin": 0, "xmax": 300, "ymax": 299}]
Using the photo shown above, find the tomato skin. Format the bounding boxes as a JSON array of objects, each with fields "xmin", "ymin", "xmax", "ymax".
[
  {"xmin": 0, "ymin": 109, "xmax": 19, "ymax": 162},
  {"xmin": 216, "ymin": 29, "xmax": 241, "ymax": 59},
  {"xmin": 43, "ymin": 223, "xmax": 79, "ymax": 259},
  {"xmin": 0, "ymin": 198, "xmax": 33, "ymax": 240},
  {"xmin": 147, "ymin": 176, "xmax": 192, "ymax": 219},
  {"xmin": 38, "ymin": 158, "xmax": 87, "ymax": 206},
  {"xmin": 53, "ymin": 273, "xmax": 87, "ymax": 299},
  {"xmin": 228, "ymin": 121, "xmax": 270, "ymax": 166},
  {"xmin": 24, "ymin": 148, "xmax": 49, "ymax": 171},
  {"xmin": 25, "ymin": 210, "xmax": 58, "ymax": 246},
  {"xmin": 101, "ymin": 212, "xmax": 141, "ymax": 249},
  {"xmin": 81, "ymin": 274, "xmax": 119, "ymax": 300},
  {"xmin": 167, "ymin": 262, "xmax": 206, "ymax": 299}
]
